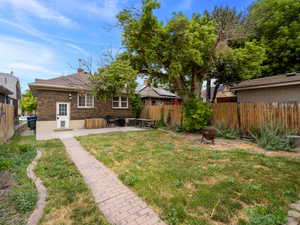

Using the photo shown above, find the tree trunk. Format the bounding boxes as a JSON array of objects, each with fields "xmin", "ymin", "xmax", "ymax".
[
  {"xmin": 206, "ymin": 79, "xmax": 211, "ymax": 102},
  {"xmin": 192, "ymin": 73, "xmax": 202, "ymax": 99},
  {"xmin": 211, "ymin": 83, "xmax": 220, "ymax": 103}
]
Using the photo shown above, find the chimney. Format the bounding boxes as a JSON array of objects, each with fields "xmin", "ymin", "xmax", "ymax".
[
  {"xmin": 77, "ymin": 68, "xmax": 84, "ymax": 73},
  {"xmin": 144, "ymin": 79, "xmax": 150, "ymax": 87}
]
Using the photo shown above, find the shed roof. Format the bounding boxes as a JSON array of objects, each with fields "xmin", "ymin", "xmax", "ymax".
[
  {"xmin": 137, "ymin": 86, "xmax": 179, "ymax": 99},
  {"xmin": 231, "ymin": 72, "xmax": 300, "ymax": 91}
]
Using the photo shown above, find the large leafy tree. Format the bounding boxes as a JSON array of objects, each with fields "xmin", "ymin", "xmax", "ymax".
[
  {"xmin": 204, "ymin": 6, "xmax": 266, "ymax": 102},
  {"xmin": 210, "ymin": 42, "xmax": 266, "ymax": 102},
  {"xmin": 248, "ymin": 0, "xmax": 300, "ymax": 76},
  {"xmin": 90, "ymin": 57, "xmax": 138, "ymax": 99},
  {"xmin": 117, "ymin": 0, "xmax": 216, "ymax": 100},
  {"xmin": 117, "ymin": 1, "xmax": 266, "ymax": 101},
  {"xmin": 21, "ymin": 90, "xmax": 37, "ymax": 114}
]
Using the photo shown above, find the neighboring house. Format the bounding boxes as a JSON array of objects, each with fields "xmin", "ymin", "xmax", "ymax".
[
  {"xmin": 0, "ymin": 72, "xmax": 21, "ymax": 117},
  {"xmin": 201, "ymin": 85, "xmax": 237, "ymax": 103},
  {"xmin": 0, "ymin": 85, "xmax": 13, "ymax": 104},
  {"xmin": 29, "ymin": 68, "xmax": 133, "ymax": 132},
  {"xmin": 137, "ymin": 82, "xmax": 181, "ymax": 106},
  {"xmin": 231, "ymin": 72, "xmax": 300, "ymax": 103}
]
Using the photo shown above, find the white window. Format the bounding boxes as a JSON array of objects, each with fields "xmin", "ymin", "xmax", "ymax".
[
  {"xmin": 78, "ymin": 93, "xmax": 94, "ymax": 108},
  {"xmin": 112, "ymin": 96, "xmax": 128, "ymax": 109}
]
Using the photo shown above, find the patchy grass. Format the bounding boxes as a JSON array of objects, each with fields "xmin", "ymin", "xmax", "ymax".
[
  {"xmin": 0, "ymin": 135, "xmax": 37, "ymax": 225},
  {"xmin": 78, "ymin": 130, "xmax": 300, "ymax": 225},
  {"xmin": 35, "ymin": 139, "xmax": 110, "ymax": 225}
]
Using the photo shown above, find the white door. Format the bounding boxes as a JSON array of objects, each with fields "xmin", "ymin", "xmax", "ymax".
[{"xmin": 56, "ymin": 102, "xmax": 70, "ymax": 129}]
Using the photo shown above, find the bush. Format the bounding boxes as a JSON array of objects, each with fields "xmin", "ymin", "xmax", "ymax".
[
  {"xmin": 129, "ymin": 94, "xmax": 144, "ymax": 118},
  {"xmin": 216, "ymin": 120, "xmax": 240, "ymax": 139},
  {"xmin": 9, "ymin": 187, "xmax": 37, "ymax": 212},
  {"xmin": 250, "ymin": 123, "xmax": 293, "ymax": 151},
  {"xmin": 155, "ymin": 119, "xmax": 166, "ymax": 128},
  {"xmin": 183, "ymin": 98, "xmax": 212, "ymax": 132}
]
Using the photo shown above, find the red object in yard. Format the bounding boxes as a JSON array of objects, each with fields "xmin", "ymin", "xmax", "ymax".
[{"xmin": 172, "ymin": 99, "xmax": 180, "ymax": 105}]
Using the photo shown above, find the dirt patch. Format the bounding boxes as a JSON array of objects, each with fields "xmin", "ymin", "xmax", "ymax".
[
  {"xmin": 200, "ymin": 177, "xmax": 223, "ymax": 185},
  {"xmin": 252, "ymin": 165, "xmax": 269, "ymax": 170},
  {"xmin": 183, "ymin": 133, "xmax": 300, "ymax": 159}
]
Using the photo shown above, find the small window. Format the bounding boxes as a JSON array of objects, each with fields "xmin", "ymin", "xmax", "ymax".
[
  {"xmin": 78, "ymin": 93, "xmax": 94, "ymax": 108},
  {"xmin": 112, "ymin": 96, "xmax": 128, "ymax": 109},
  {"xmin": 59, "ymin": 104, "xmax": 67, "ymax": 116}
]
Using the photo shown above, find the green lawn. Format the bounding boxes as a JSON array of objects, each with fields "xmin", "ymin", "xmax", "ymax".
[
  {"xmin": 78, "ymin": 130, "xmax": 300, "ymax": 225},
  {"xmin": 36, "ymin": 139, "xmax": 110, "ymax": 225},
  {"xmin": 0, "ymin": 135, "xmax": 110, "ymax": 225},
  {"xmin": 0, "ymin": 135, "xmax": 37, "ymax": 225}
]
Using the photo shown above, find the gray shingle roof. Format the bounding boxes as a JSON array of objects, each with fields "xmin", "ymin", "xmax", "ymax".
[
  {"xmin": 231, "ymin": 72, "xmax": 300, "ymax": 91},
  {"xmin": 137, "ymin": 86, "xmax": 179, "ymax": 99},
  {"xmin": 30, "ymin": 71, "xmax": 91, "ymax": 90}
]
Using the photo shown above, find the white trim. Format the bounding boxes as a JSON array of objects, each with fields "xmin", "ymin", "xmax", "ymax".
[
  {"xmin": 77, "ymin": 92, "xmax": 95, "ymax": 108},
  {"xmin": 56, "ymin": 102, "xmax": 70, "ymax": 129},
  {"xmin": 112, "ymin": 96, "xmax": 129, "ymax": 109}
]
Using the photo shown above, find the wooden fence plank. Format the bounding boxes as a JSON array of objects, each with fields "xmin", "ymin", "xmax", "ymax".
[
  {"xmin": 212, "ymin": 103, "xmax": 300, "ymax": 135},
  {"xmin": 140, "ymin": 105, "xmax": 182, "ymax": 126},
  {"xmin": 0, "ymin": 103, "xmax": 15, "ymax": 143}
]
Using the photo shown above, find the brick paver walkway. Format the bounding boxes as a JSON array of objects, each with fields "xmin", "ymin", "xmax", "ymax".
[{"xmin": 62, "ymin": 137, "xmax": 167, "ymax": 225}]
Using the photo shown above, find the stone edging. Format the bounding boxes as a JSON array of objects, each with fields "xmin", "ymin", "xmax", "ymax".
[
  {"xmin": 26, "ymin": 150, "xmax": 47, "ymax": 225},
  {"xmin": 287, "ymin": 201, "xmax": 300, "ymax": 225}
]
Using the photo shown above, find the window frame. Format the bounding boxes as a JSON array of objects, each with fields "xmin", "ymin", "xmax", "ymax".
[
  {"xmin": 77, "ymin": 92, "xmax": 94, "ymax": 108},
  {"xmin": 112, "ymin": 96, "xmax": 129, "ymax": 109}
]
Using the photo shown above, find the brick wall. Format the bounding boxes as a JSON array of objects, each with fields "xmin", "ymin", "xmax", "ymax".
[{"xmin": 36, "ymin": 89, "xmax": 133, "ymax": 121}]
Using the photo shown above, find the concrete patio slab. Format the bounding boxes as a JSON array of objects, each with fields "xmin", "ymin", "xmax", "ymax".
[{"xmin": 36, "ymin": 127, "xmax": 146, "ymax": 140}]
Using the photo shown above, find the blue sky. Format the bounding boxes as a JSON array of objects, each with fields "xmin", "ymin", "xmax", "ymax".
[{"xmin": 0, "ymin": 0, "xmax": 255, "ymax": 91}]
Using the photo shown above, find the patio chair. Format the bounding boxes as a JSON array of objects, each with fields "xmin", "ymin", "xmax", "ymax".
[{"xmin": 104, "ymin": 115, "xmax": 115, "ymax": 127}]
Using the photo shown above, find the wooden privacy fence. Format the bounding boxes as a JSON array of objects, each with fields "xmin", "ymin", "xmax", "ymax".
[
  {"xmin": 140, "ymin": 105, "xmax": 182, "ymax": 126},
  {"xmin": 212, "ymin": 103, "xmax": 300, "ymax": 134},
  {"xmin": 0, "ymin": 103, "xmax": 15, "ymax": 143}
]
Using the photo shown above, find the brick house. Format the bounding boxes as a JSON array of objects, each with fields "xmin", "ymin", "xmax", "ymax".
[{"xmin": 29, "ymin": 69, "xmax": 133, "ymax": 132}]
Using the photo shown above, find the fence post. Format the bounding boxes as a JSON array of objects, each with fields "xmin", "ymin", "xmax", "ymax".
[{"xmin": 237, "ymin": 102, "xmax": 242, "ymax": 136}]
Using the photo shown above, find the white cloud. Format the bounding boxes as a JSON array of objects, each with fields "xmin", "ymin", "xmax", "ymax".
[
  {"xmin": 0, "ymin": 0, "xmax": 75, "ymax": 27},
  {"xmin": 0, "ymin": 35, "xmax": 63, "ymax": 83},
  {"xmin": 66, "ymin": 43, "xmax": 90, "ymax": 56},
  {"xmin": 0, "ymin": 18, "xmax": 54, "ymax": 43}
]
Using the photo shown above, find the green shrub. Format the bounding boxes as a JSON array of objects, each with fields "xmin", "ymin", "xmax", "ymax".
[
  {"xmin": 216, "ymin": 120, "xmax": 240, "ymax": 139},
  {"xmin": 183, "ymin": 98, "xmax": 212, "ymax": 132},
  {"xmin": 129, "ymin": 94, "xmax": 144, "ymax": 118},
  {"xmin": 247, "ymin": 205, "xmax": 287, "ymax": 225},
  {"xmin": 155, "ymin": 119, "xmax": 166, "ymax": 128},
  {"xmin": 0, "ymin": 158, "xmax": 13, "ymax": 171},
  {"xmin": 250, "ymin": 123, "xmax": 294, "ymax": 151},
  {"xmin": 9, "ymin": 186, "xmax": 37, "ymax": 212}
]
